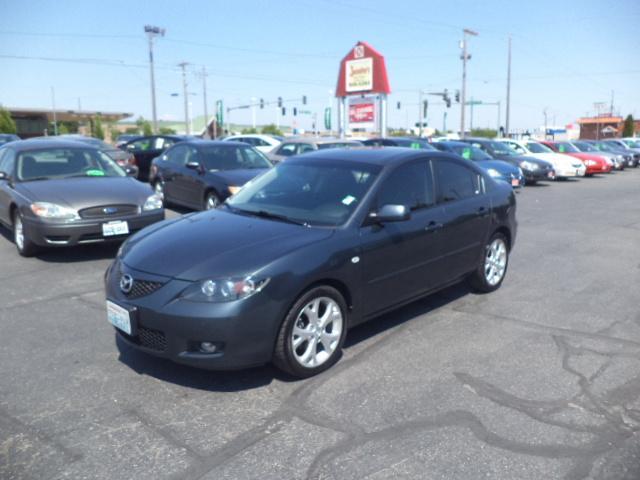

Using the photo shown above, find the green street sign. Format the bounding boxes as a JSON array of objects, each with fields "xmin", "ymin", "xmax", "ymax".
[
  {"xmin": 324, "ymin": 107, "xmax": 331, "ymax": 130},
  {"xmin": 215, "ymin": 100, "xmax": 224, "ymax": 125}
]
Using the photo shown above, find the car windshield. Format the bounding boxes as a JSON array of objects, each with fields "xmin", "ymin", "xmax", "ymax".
[
  {"xmin": 227, "ymin": 161, "xmax": 380, "ymax": 226},
  {"xmin": 16, "ymin": 147, "xmax": 126, "ymax": 181},
  {"xmin": 623, "ymin": 139, "xmax": 640, "ymax": 148},
  {"xmin": 392, "ymin": 138, "xmax": 436, "ymax": 150},
  {"xmin": 200, "ymin": 145, "xmax": 272, "ymax": 170},
  {"xmin": 593, "ymin": 142, "xmax": 615, "ymax": 152},
  {"xmin": 452, "ymin": 145, "xmax": 492, "ymax": 161},
  {"xmin": 316, "ymin": 142, "xmax": 362, "ymax": 150},
  {"xmin": 573, "ymin": 141, "xmax": 597, "ymax": 152},
  {"xmin": 526, "ymin": 142, "xmax": 553, "ymax": 154},
  {"xmin": 488, "ymin": 141, "xmax": 518, "ymax": 156},
  {"xmin": 554, "ymin": 142, "xmax": 579, "ymax": 153}
]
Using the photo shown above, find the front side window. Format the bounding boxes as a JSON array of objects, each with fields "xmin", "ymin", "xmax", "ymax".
[
  {"xmin": 228, "ymin": 161, "xmax": 380, "ymax": 226},
  {"xmin": 376, "ymin": 161, "xmax": 433, "ymax": 210},
  {"xmin": 277, "ymin": 143, "xmax": 297, "ymax": 156},
  {"xmin": 435, "ymin": 159, "xmax": 481, "ymax": 203},
  {"xmin": 297, "ymin": 144, "xmax": 316, "ymax": 154},
  {"xmin": 165, "ymin": 145, "xmax": 188, "ymax": 165},
  {"xmin": 16, "ymin": 148, "xmax": 126, "ymax": 181},
  {"xmin": 200, "ymin": 146, "xmax": 271, "ymax": 170}
]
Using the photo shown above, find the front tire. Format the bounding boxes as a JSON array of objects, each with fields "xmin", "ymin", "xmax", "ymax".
[
  {"xmin": 273, "ymin": 286, "xmax": 347, "ymax": 378},
  {"xmin": 203, "ymin": 191, "xmax": 221, "ymax": 210},
  {"xmin": 468, "ymin": 232, "xmax": 509, "ymax": 293},
  {"xmin": 13, "ymin": 212, "xmax": 38, "ymax": 257}
]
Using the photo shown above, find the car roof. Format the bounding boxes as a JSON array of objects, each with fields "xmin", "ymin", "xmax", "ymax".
[
  {"xmin": 282, "ymin": 146, "xmax": 452, "ymax": 167},
  {"xmin": 280, "ymin": 137, "xmax": 362, "ymax": 145},
  {"xmin": 5, "ymin": 138, "xmax": 102, "ymax": 152},
  {"xmin": 437, "ymin": 140, "xmax": 476, "ymax": 148},
  {"xmin": 178, "ymin": 139, "xmax": 249, "ymax": 147}
]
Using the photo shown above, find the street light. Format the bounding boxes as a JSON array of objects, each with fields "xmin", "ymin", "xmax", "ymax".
[
  {"xmin": 460, "ymin": 28, "xmax": 478, "ymax": 138},
  {"xmin": 144, "ymin": 25, "xmax": 165, "ymax": 134}
]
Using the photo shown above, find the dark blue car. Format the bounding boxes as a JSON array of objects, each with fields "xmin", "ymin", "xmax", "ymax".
[{"xmin": 433, "ymin": 141, "xmax": 525, "ymax": 188}]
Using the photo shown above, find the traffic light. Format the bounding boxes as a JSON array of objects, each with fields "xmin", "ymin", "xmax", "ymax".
[
  {"xmin": 455, "ymin": 90, "xmax": 460, "ymax": 103},
  {"xmin": 259, "ymin": 98, "xmax": 264, "ymax": 109},
  {"xmin": 397, "ymin": 101, "xmax": 401, "ymax": 109},
  {"xmin": 443, "ymin": 89, "xmax": 451, "ymax": 108},
  {"xmin": 277, "ymin": 97, "xmax": 283, "ymax": 107},
  {"xmin": 293, "ymin": 107, "xmax": 298, "ymax": 116},
  {"xmin": 281, "ymin": 107, "xmax": 286, "ymax": 116},
  {"xmin": 302, "ymin": 95, "xmax": 307, "ymax": 105},
  {"xmin": 422, "ymin": 100, "xmax": 428, "ymax": 118}
]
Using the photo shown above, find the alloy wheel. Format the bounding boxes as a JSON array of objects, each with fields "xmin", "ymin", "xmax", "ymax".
[
  {"xmin": 14, "ymin": 215, "xmax": 24, "ymax": 251},
  {"xmin": 484, "ymin": 238, "xmax": 507, "ymax": 286},
  {"xmin": 206, "ymin": 194, "xmax": 219, "ymax": 210},
  {"xmin": 291, "ymin": 297, "xmax": 343, "ymax": 368}
]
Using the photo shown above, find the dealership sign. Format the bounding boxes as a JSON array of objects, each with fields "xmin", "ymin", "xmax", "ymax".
[
  {"xmin": 349, "ymin": 102, "xmax": 375, "ymax": 123},
  {"xmin": 336, "ymin": 41, "xmax": 391, "ymax": 97},
  {"xmin": 346, "ymin": 58, "xmax": 373, "ymax": 93}
]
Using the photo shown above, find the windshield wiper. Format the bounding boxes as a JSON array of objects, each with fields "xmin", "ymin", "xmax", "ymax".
[
  {"xmin": 22, "ymin": 176, "xmax": 50, "ymax": 182},
  {"xmin": 227, "ymin": 205, "xmax": 307, "ymax": 226}
]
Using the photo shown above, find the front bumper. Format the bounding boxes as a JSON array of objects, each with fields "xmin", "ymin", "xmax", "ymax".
[
  {"xmin": 23, "ymin": 210, "xmax": 164, "ymax": 247},
  {"xmin": 522, "ymin": 166, "xmax": 555, "ymax": 182},
  {"xmin": 555, "ymin": 166, "xmax": 586, "ymax": 178},
  {"xmin": 584, "ymin": 162, "xmax": 611, "ymax": 174},
  {"xmin": 105, "ymin": 261, "xmax": 283, "ymax": 370}
]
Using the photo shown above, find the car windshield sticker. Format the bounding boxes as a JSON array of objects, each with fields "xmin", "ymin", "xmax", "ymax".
[
  {"xmin": 410, "ymin": 142, "xmax": 421, "ymax": 149},
  {"xmin": 86, "ymin": 169, "xmax": 105, "ymax": 176},
  {"xmin": 342, "ymin": 195, "xmax": 356, "ymax": 206},
  {"xmin": 558, "ymin": 145, "xmax": 565, "ymax": 152},
  {"xmin": 462, "ymin": 148, "xmax": 472, "ymax": 159}
]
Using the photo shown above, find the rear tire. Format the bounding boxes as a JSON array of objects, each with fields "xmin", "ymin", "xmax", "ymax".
[
  {"xmin": 203, "ymin": 191, "xmax": 221, "ymax": 210},
  {"xmin": 468, "ymin": 232, "xmax": 509, "ymax": 293},
  {"xmin": 273, "ymin": 286, "xmax": 347, "ymax": 378},
  {"xmin": 13, "ymin": 211, "xmax": 38, "ymax": 257}
]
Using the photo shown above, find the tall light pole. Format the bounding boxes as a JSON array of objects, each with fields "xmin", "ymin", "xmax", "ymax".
[
  {"xmin": 50, "ymin": 86, "xmax": 58, "ymax": 136},
  {"xmin": 505, "ymin": 35, "xmax": 512, "ymax": 138},
  {"xmin": 460, "ymin": 28, "xmax": 478, "ymax": 138},
  {"xmin": 178, "ymin": 62, "xmax": 190, "ymax": 135},
  {"xmin": 144, "ymin": 25, "xmax": 165, "ymax": 134},
  {"xmin": 200, "ymin": 67, "xmax": 209, "ymax": 137}
]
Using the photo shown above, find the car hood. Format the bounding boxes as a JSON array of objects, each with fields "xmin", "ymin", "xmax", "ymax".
[
  {"xmin": 206, "ymin": 168, "xmax": 267, "ymax": 186},
  {"xmin": 15, "ymin": 177, "xmax": 153, "ymax": 209},
  {"xmin": 476, "ymin": 159, "xmax": 519, "ymax": 174},
  {"xmin": 565, "ymin": 152, "xmax": 606, "ymax": 163},
  {"xmin": 531, "ymin": 152, "xmax": 583, "ymax": 168},
  {"xmin": 121, "ymin": 209, "xmax": 335, "ymax": 280}
]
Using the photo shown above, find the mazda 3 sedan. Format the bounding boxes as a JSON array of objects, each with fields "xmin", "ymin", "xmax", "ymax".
[
  {"xmin": 0, "ymin": 140, "xmax": 164, "ymax": 256},
  {"xmin": 149, "ymin": 140, "xmax": 272, "ymax": 211},
  {"xmin": 105, "ymin": 148, "xmax": 517, "ymax": 377}
]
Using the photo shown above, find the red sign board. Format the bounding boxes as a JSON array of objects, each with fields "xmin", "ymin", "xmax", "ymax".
[
  {"xmin": 349, "ymin": 103, "xmax": 375, "ymax": 123},
  {"xmin": 336, "ymin": 41, "xmax": 391, "ymax": 97}
]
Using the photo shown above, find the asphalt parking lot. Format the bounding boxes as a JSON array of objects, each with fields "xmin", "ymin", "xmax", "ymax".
[{"xmin": 1, "ymin": 170, "xmax": 640, "ymax": 480}]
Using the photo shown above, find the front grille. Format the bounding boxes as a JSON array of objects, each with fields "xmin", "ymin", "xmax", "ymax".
[
  {"xmin": 79, "ymin": 204, "xmax": 139, "ymax": 219},
  {"xmin": 138, "ymin": 326, "xmax": 167, "ymax": 351},
  {"xmin": 126, "ymin": 279, "xmax": 164, "ymax": 299}
]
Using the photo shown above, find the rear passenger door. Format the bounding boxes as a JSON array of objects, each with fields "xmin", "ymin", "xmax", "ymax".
[
  {"xmin": 434, "ymin": 157, "xmax": 491, "ymax": 283},
  {"xmin": 0, "ymin": 148, "xmax": 15, "ymax": 225}
]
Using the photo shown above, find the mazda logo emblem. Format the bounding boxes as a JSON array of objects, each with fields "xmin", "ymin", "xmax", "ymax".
[
  {"xmin": 103, "ymin": 207, "xmax": 118, "ymax": 215},
  {"xmin": 119, "ymin": 274, "xmax": 134, "ymax": 294}
]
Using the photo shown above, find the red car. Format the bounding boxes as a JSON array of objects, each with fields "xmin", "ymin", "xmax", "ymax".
[{"xmin": 541, "ymin": 141, "xmax": 611, "ymax": 175}]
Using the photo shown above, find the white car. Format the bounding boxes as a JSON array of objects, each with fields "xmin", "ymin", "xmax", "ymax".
[
  {"xmin": 497, "ymin": 139, "xmax": 586, "ymax": 179},
  {"xmin": 222, "ymin": 134, "xmax": 282, "ymax": 154}
]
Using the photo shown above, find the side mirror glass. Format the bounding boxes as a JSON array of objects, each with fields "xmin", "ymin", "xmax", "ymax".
[
  {"xmin": 370, "ymin": 204, "xmax": 410, "ymax": 223},
  {"xmin": 124, "ymin": 165, "xmax": 139, "ymax": 177},
  {"xmin": 186, "ymin": 161, "xmax": 201, "ymax": 170}
]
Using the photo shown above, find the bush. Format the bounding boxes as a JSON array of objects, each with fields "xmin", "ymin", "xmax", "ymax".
[
  {"xmin": 261, "ymin": 124, "xmax": 283, "ymax": 136},
  {"xmin": 241, "ymin": 127, "xmax": 258, "ymax": 134},
  {"xmin": 159, "ymin": 127, "xmax": 177, "ymax": 135},
  {"xmin": 0, "ymin": 107, "xmax": 17, "ymax": 134},
  {"xmin": 470, "ymin": 128, "xmax": 497, "ymax": 138}
]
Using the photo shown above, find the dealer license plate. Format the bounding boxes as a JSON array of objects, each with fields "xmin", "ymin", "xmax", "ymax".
[
  {"xmin": 102, "ymin": 220, "xmax": 129, "ymax": 237},
  {"xmin": 106, "ymin": 300, "xmax": 131, "ymax": 335},
  {"xmin": 511, "ymin": 179, "xmax": 519, "ymax": 187}
]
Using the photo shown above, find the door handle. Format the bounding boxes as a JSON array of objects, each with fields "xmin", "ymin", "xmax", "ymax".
[{"xmin": 425, "ymin": 221, "xmax": 443, "ymax": 232}]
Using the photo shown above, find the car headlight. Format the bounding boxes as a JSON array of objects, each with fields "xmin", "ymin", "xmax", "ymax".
[
  {"xmin": 520, "ymin": 160, "xmax": 537, "ymax": 170},
  {"xmin": 142, "ymin": 194, "xmax": 163, "ymax": 211},
  {"xmin": 180, "ymin": 276, "xmax": 270, "ymax": 303},
  {"xmin": 486, "ymin": 168, "xmax": 501, "ymax": 178},
  {"xmin": 30, "ymin": 202, "xmax": 79, "ymax": 220}
]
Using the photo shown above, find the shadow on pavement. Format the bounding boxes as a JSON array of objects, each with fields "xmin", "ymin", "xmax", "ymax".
[{"xmin": 115, "ymin": 282, "xmax": 472, "ymax": 392}]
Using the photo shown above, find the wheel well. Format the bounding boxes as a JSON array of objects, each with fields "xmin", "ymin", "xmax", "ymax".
[
  {"xmin": 9, "ymin": 203, "xmax": 18, "ymax": 224},
  {"xmin": 302, "ymin": 279, "xmax": 353, "ymax": 312},
  {"xmin": 494, "ymin": 226, "xmax": 511, "ymax": 250}
]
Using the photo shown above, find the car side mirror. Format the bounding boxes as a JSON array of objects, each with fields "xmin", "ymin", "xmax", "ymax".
[
  {"xmin": 370, "ymin": 204, "xmax": 410, "ymax": 223},
  {"xmin": 0, "ymin": 171, "xmax": 8, "ymax": 181},
  {"xmin": 124, "ymin": 165, "xmax": 139, "ymax": 177},
  {"xmin": 186, "ymin": 161, "xmax": 201, "ymax": 170}
]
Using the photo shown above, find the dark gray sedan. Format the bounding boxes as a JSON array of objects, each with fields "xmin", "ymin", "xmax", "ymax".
[
  {"xmin": 0, "ymin": 140, "xmax": 164, "ymax": 256},
  {"xmin": 106, "ymin": 148, "xmax": 517, "ymax": 377}
]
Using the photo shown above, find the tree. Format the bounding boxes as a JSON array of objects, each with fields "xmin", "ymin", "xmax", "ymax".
[
  {"xmin": 261, "ymin": 124, "xmax": 283, "ymax": 136},
  {"xmin": 0, "ymin": 107, "xmax": 17, "ymax": 134},
  {"xmin": 241, "ymin": 127, "xmax": 258, "ymax": 134},
  {"xmin": 142, "ymin": 121, "xmax": 153, "ymax": 136},
  {"xmin": 159, "ymin": 127, "xmax": 177, "ymax": 135},
  {"xmin": 622, "ymin": 114, "xmax": 635, "ymax": 138},
  {"xmin": 125, "ymin": 127, "xmax": 140, "ymax": 134},
  {"xmin": 93, "ymin": 115, "xmax": 105, "ymax": 140},
  {"xmin": 470, "ymin": 128, "xmax": 497, "ymax": 138},
  {"xmin": 58, "ymin": 123, "xmax": 69, "ymax": 135}
]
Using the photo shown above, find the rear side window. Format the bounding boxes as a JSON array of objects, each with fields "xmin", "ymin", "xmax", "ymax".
[
  {"xmin": 297, "ymin": 144, "xmax": 315, "ymax": 154},
  {"xmin": 277, "ymin": 143, "xmax": 297, "ymax": 156},
  {"xmin": 165, "ymin": 145, "xmax": 187, "ymax": 165},
  {"xmin": 435, "ymin": 159, "xmax": 481, "ymax": 203},
  {"xmin": 376, "ymin": 161, "xmax": 434, "ymax": 210}
]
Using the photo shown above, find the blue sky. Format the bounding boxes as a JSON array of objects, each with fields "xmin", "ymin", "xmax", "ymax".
[{"xmin": 1, "ymin": 0, "xmax": 639, "ymax": 132}]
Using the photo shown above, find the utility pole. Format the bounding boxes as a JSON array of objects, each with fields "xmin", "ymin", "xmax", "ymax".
[
  {"xmin": 251, "ymin": 97, "xmax": 257, "ymax": 129},
  {"xmin": 543, "ymin": 108, "xmax": 548, "ymax": 140},
  {"xmin": 178, "ymin": 62, "xmax": 190, "ymax": 135},
  {"xmin": 418, "ymin": 89, "xmax": 423, "ymax": 137},
  {"xmin": 201, "ymin": 67, "xmax": 209, "ymax": 137},
  {"xmin": 470, "ymin": 96, "xmax": 474, "ymax": 132},
  {"xmin": 505, "ymin": 35, "xmax": 512, "ymax": 138},
  {"xmin": 144, "ymin": 25, "xmax": 165, "ymax": 134},
  {"xmin": 460, "ymin": 28, "xmax": 478, "ymax": 138},
  {"xmin": 51, "ymin": 86, "xmax": 58, "ymax": 136}
]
